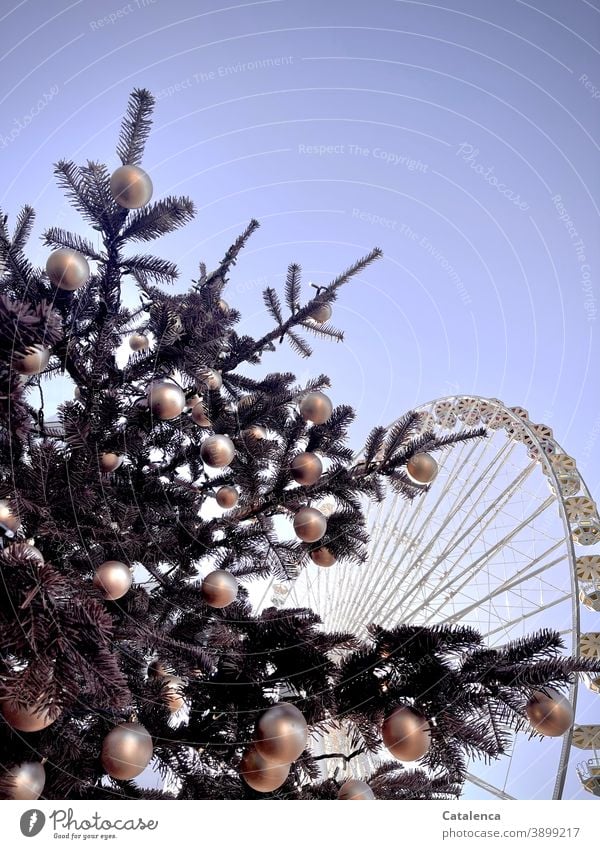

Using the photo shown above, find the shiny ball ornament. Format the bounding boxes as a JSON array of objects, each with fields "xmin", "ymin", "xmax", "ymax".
[
  {"xmin": 101, "ymin": 722, "xmax": 153, "ymax": 780},
  {"xmin": 98, "ymin": 452, "xmax": 123, "ymax": 473},
  {"xmin": 254, "ymin": 702, "xmax": 308, "ymax": 765},
  {"xmin": 1, "ymin": 698, "xmax": 57, "ymax": 733},
  {"xmin": 12, "ymin": 344, "xmax": 50, "ymax": 375},
  {"xmin": 338, "ymin": 779, "xmax": 375, "ymax": 800},
  {"xmin": 201, "ymin": 368, "xmax": 222, "ymax": 391},
  {"xmin": 244, "ymin": 425, "xmax": 267, "ymax": 441},
  {"xmin": 148, "ymin": 660, "xmax": 169, "ymax": 678},
  {"xmin": 218, "ymin": 298, "xmax": 230, "ymax": 313},
  {"xmin": 239, "ymin": 746, "xmax": 290, "ymax": 793},
  {"xmin": 0, "ymin": 500, "xmax": 21, "ymax": 533},
  {"xmin": 299, "ymin": 391, "xmax": 333, "ymax": 425},
  {"xmin": 162, "ymin": 675, "xmax": 186, "ymax": 713},
  {"xmin": 46, "ymin": 248, "xmax": 90, "ymax": 291},
  {"xmin": 382, "ymin": 705, "xmax": 432, "ymax": 761},
  {"xmin": 200, "ymin": 434, "xmax": 235, "ymax": 468},
  {"xmin": 110, "ymin": 164, "xmax": 153, "ymax": 209},
  {"xmin": 6, "ymin": 762, "xmax": 46, "ymax": 800},
  {"xmin": 310, "ymin": 547, "xmax": 336, "ymax": 568},
  {"xmin": 191, "ymin": 403, "xmax": 211, "ymax": 427},
  {"xmin": 201, "ymin": 569, "xmax": 238, "ymax": 608},
  {"xmin": 93, "ymin": 560, "xmax": 132, "ymax": 601},
  {"xmin": 147, "ymin": 380, "xmax": 186, "ymax": 421},
  {"xmin": 186, "ymin": 394, "xmax": 202, "ymax": 410},
  {"xmin": 309, "ymin": 302, "xmax": 332, "ymax": 324},
  {"xmin": 293, "ymin": 506, "xmax": 327, "ymax": 543},
  {"xmin": 129, "ymin": 333, "xmax": 149, "ymax": 352},
  {"xmin": 290, "ymin": 452, "xmax": 322, "ymax": 486},
  {"xmin": 406, "ymin": 453, "xmax": 438, "ymax": 486},
  {"xmin": 525, "ymin": 688, "xmax": 574, "ymax": 737},
  {"xmin": 216, "ymin": 486, "xmax": 239, "ymax": 509}
]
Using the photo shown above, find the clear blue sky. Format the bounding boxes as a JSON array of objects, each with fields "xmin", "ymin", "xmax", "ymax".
[{"xmin": 1, "ymin": 0, "xmax": 599, "ymax": 800}]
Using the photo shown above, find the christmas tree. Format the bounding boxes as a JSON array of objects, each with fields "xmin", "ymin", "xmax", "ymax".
[{"xmin": 0, "ymin": 90, "xmax": 597, "ymax": 801}]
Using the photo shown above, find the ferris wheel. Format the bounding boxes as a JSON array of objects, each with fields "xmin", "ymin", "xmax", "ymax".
[{"xmin": 270, "ymin": 396, "xmax": 600, "ymax": 800}]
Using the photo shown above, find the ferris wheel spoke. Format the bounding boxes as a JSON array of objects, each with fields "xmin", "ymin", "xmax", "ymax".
[
  {"xmin": 482, "ymin": 592, "xmax": 571, "ymax": 639},
  {"xmin": 465, "ymin": 773, "xmax": 515, "ymax": 800},
  {"xmin": 437, "ymin": 547, "xmax": 566, "ymax": 624},
  {"xmin": 403, "ymin": 492, "xmax": 556, "ymax": 624}
]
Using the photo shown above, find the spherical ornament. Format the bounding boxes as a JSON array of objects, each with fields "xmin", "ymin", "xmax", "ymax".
[
  {"xmin": 216, "ymin": 486, "xmax": 239, "ymax": 509},
  {"xmin": 147, "ymin": 380, "xmax": 186, "ymax": 421},
  {"xmin": 93, "ymin": 560, "xmax": 132, "ymax": 601},
  {"xmin": 148, "ymin": 659, "xmax": 169, "ymax": 678},
  {"xmin": 293, "ymin": 506, "xmax": 327, "ymax": 543},
  {"xmin": 191, "ymin": 403, "xmax": 211, "ymax": 427},
  {"xmin": 382, "ymin": 705, "xmax": 432, "ymax": 761},
  {"xmin": 0, "ymin": 500, "xmax": 21, "ymax": 533},
  {"xmin": 309, "ymin": 302, "xmax": 332, "ymax": 324},
  {"xmin": 338, "ymin": 779, "xmax": 375, "ymax": 800},
  {"xmin": 162, "ymin": 675, "xmax": 185, "ymax": 713},
  {"xmin": 98, "ymin": 452, "xmax": 123, "ymax": 473},
  {"xmin": 525, "ymin": 688, "xmax": 574, "ymax": 737},
  {"xmin": 201, "ymin": 569, "xmax": 238, "ymax": 608},
  {"xmin": 200, "ymin": 368, "xmax": 222, "ymax": 391},
  {"xmin": 5, "ymin": 541, "xmax": 43, "ymax": 563},
  {"xmin": 299, "ymin": 391, "xmax": 333, "ymax": 425},
  {"xmin": 1, "ymin": 698, "xmax": 57, "ymax": 733},
  {"xmin": 406, "ymin": 453, "xmax": 438, "ymax": 486},
  {"xmin": 200, "ymin": 434, "xmax": 235, "ymax": 468},
  {"xmin": 244, "ymin": 425, "xmax": 268, "ymax": 441},
  {"xmin": 46, "ymin": 248, "xmax": 90, "ymax": 291},
  {"xmin": 5, "ymin": 761, "xmax": 46, "ymax": 800},
  {"xmin": 12, "ymin": 344, "xmax": 50, "ymax": 375},
  {"xmin": 101, "ymin": 722, "xmax": 153, "ymax": 780},
  {"xmin": 290, "ymin": 452, "xmax": 322, "ymax": 486},
  {"xmin": 254, "ymin": 702, "xmax": 308, "ymax": 765},
  {"xmin": 110, "ymin": 164, "xmax": 153, "ymax": 209},
  {"xmin": 239, "ymin": 746, "xmax": 290, "ymax": 793},
  {"xmin": 310, "ymin": 547, "xmax": 336, "ymax": 568},
  {"xmin": 129, "ymin": 333, "xmax": 149, "ymax": 352},
  {"xmin": 218, "ymin": 298, "xmax": 230, "ymax": 313},
  {"xmin": 186, "ymin": 394, "xmax": 202, "ymax": 409}
]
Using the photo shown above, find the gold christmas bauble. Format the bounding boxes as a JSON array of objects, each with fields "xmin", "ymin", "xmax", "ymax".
[
  {"xmin": 148, "ymin": 659, "xmax": 170, "ymax": 678},
  {"xmin": 201, "ymin": 569, "xmax": 238, "ymax": 608},
  {"xmin": 101, "ymin": 722, "xmax": 154, "ymax": 780},
  {"xmin": 254, "ymin": 702, "xmax": 308, "ymax": 765},
  {"xmin": 239, "ymin": 746, "xmax": 290, "ymax": 793},
  {"xmin": 147, "ymin": 380, "xmax": 186, "ymax": 421},
  {"xmin": 1, "ymin": 697, "xmax": 57, "ymax": 733},
  {"xmin": 5, "ymin": 542, "xmax": 44, "ymax": 563},
  {"xmin": 0, "ymin": 500, "xmax": 21, "ymax": 533},
  {"xmin": 93, "ymin": 560, "xmax": 132, "ymax": 601},
  {"xmin": 406, "ymin": 453, "xmax": 438, "ymax": 485},
  {"xmin": 216, "ymin": 486, "xmax": 239, "ymax": 509},
  {"xmin": 191, "ymin": 403, "xmax": 211, "ymax": 427},
  {"xmin": 293, "ymin": 506, "xmax": 327, "ymax": 543},
  {"xmin": 290, "ymin": 452, "xmax": 322, "ymax": 486},
  {"xmin": 310, "ymin": 547, "xmax": 336, "ymax": 568},
  {"xmin": 6, "ymin": 761, "xmax": 46, "ymax": 800},
  {"xmin": 12, "ymin": 344, "xmax": 50, "ymax": 375},
  {"xmin": 243, "ymin": 425, "xmax": 268, "ymax": 441},
  {"xmin": 382, "ymin": 705, "xmax": 431, "ymax": 761},
  {"xmin": 98, "ymin": 452, "xmax": 124, "ymax": 473},
  {"xmin": 110, "ymin": 164, "xmax": 153, "ymax": 209},
  {"xmin": 200, "ymin": 434, "xmax": 235, "ymax": 468},
  {"xmin": 525, "ymin": 688, "xmax": 573, "ymax": 737},
  {"xmin": 129, "ymin": 333, "xmax": 149, "ymax": 352},
  {"xmin": 218, "ymin": 298, "xmax": 230, "ymax": 313},
  {"xmin": 338, "ymin": 779, "xmax": 375, "ymax": 800},
  {"xmin": 162, "ymin": 675, "xmax": 186, "ymax": 713},
  {"xmin": 46, "ymin": 248, "xmax": 90, "ymax": 291},
  {"xmin": 200, "ymin": 368, "xmax": 222, "ymax": 391},
  {"xmin": 299, "ymin": 391, "xmax": 333, "ymax": 425},
  {"xmin": 309, "ymin": 302, "xmax": 332, "ymax": 324}
]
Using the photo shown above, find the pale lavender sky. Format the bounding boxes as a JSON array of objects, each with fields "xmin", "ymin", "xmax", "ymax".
[{"xmin": 1, "ymin": 0, "xmax": 599, "ymax": 800}]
